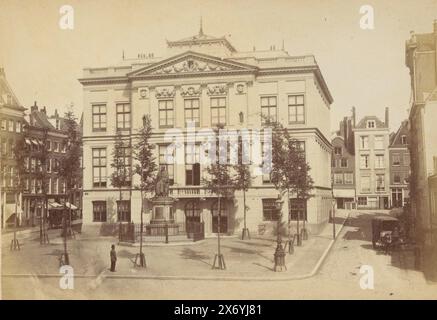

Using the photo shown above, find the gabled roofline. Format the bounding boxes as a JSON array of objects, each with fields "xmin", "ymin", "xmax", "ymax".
[{"xmin": 126, "ymin": 50, "xmax": 258, "ymax": 77}]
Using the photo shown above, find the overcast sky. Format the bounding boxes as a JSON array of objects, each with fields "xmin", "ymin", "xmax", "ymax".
[{"xmin": 1, "ymin": 0, "xmax": 436, "ymax": 133}]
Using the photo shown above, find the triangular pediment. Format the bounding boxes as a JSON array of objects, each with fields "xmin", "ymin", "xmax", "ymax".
[{"xmin": 128, "ymin": 51, "xmax": 257, "ymax": 77}]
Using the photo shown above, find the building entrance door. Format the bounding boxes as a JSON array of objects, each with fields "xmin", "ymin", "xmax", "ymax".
[{"xmin": 185, "ymin": 201, "xmax": 201, "ymax": 233}]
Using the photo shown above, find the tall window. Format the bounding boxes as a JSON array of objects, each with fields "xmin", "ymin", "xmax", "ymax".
[
  {"xmin": 92, "ymin": 148, "xmax": 107, "ymax": 187},
  {"xmin": 261, "ymin": 142, "xmax": 272, "ymax": 183},
  {"xmin": 92, "ymin": 104, "xmax": 106, "ymax": 131},
  {"xmin": 344, "ymin": 173, "xmax": 353, "ymax": 184},
  {"xmin": 52, "ymin": 178, "xmax": 58, "ymax": 194},
  {"xmin": 211, "ymin": 97, "xmax": 226, "ymax": 126},
  {"xmin": 117, "ymin": 200, "xmax": 131, "ymax": 222},
  {"xmin": 376, "ymin": 174, "xmax": 385, "ymax": 191},
  {"xmin": 8, "ymin": 120, "xmax": 14, "ymax": 132},
  {"xmin": 93, "ymin": 201, "xmax": 107, "ymax": 222},
  {"xmin": 374, "ymin": 136, "xmax": 384, "ymax": 149},
  {"xmin": 158, "ymin": 100, "xmax": 174, "ymax": 128},
  {"xmin": 261, "ymin": 96, "xmax": 277, "ymax": 124},
  {"xmin": 361, "ymin": 176, "xmax": 370, "ymax": 192},
  {"xmin": 15, "ymin": 121, "xmax": 21, "ymax": 133},
  {"xmin": 116, "ymin": 103, "xmax": 131, "ymax": 130},
  {"xmin": 394, "ymin": 173, "xmax": 401, "ymax": 184},
  {"xmin": 340, "ymin": 158, "xmax": 348, "ymax": 168},
  {"xmin": 375, "ymin": 155, "xmax": 384, "ymax": 168},
  {"xmin": 262, "ymin": 199, "xmax": 279, "ymax": 221},
  {"xmin": 403, "ymin": 154, "xmax": 410, "ymax": 167},
  {"xmin": 360, "ymin": 136, "xmax": 369, "ymax": 149},
  {"xmin": 184, "ymin": 99, "xmax": 200, "ymax": 127},
  {"xmin": 334, "ymin": 147, "xmax": 342, "ymax": 155},
  {"xmin": 120, "ymin": 146, "xmax": 132, "ymax": 186},
  {"xmin": 360, "ymin": 155, "xmax": 370, "ymax": 168},
  {"xmin": 1, "ymin": 119, "xmax": 6, "ymax": 130},
  {"xmin": 185, "ymin": 144, "xmax": 200, "ymax": 186},
  {"xmin": 288, "ymin": 94, "xmax": 305, "ymax": 124},
  {"xmin": 334, "ymin": 173, "xmax": 343, "ymax": 184},
  {"xmin": 289, "ymin": 198, "xmax": 307, "ymax": 221},
  {"xmin": 159, "ymin": 145, "xmax": 175, "ymax": 185},
  {"xmin": 392, "ymin": 154, "xmax": 400, "ymax": 166}
]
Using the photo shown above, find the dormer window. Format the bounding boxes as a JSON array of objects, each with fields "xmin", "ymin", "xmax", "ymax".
[
  {"xmin": 367, "ymin": 120, "xmax": 375, "ymax": 128},
  {"xmin": 401, "ymin": 135, "xmax": 407, "ymax": 145}
]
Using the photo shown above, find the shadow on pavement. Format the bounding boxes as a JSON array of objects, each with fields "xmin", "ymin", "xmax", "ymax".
[{"xmin": 180, "ymin": 247, "xmax": 212, "ymax": 267}]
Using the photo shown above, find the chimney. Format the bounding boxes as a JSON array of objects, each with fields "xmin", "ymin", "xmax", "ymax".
[
  {"xmin": 351, "ymin": 106, "xmax": 356, "ymax": 127},
  {"xmin": 41, "ymin": 106, "xmax": 46, "ymax": 114},
  {"xmin": 339, "ymin": 119, "xmax": 345, "ymax": 139},
  {"xmin": 385, "ymin": 107, "xmax": 389, "ymax": 128},
  {"xmin": 31, "ymin": 101, "xmax": 38, "ymax": 112},
  {"xmin": 54, "ymin": 109, "xmax": 59, "ymax": 117}
]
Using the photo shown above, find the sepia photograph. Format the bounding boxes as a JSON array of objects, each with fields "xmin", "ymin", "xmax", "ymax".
[{"xmin": 0, "ymin": 0, "xmax": 437, "ymax": 302}]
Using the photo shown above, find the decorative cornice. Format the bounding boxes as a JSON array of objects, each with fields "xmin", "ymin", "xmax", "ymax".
[
  {"xmin": 180, "ymin": 85, "xmax": 201, "ymax": 97},
  {"xmin": 206, "ymin": 83, "xmax": 228, "ymax": 96},
  {"xmin": 155, "ymin": 87, "xmax": 175, "ymax": 99}
]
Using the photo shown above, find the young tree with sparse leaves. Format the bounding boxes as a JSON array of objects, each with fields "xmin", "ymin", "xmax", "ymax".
[
  {"xmin": 203, "ymin": 124, "xmax": 236, "ymax": 269},
  {"xmin": 265, "ymin": 117, "xmax": 314, "ymax": 246},
  {"xmin": 110, "ymin": 130, "xmax": 131, "ymax": 222},
  {"xmin": 233, "ymin": 136, "xmax": 253, "ymax": 240},
  {"xmin": 133, "ymin": 114, "xmax": 157, "ymax": 268},
  {"xmin": 59, "ymin": 109, "xmax": 82, "ymax": 264}
]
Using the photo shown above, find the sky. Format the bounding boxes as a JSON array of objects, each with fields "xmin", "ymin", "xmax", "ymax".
[{"xmin": 1, "ymin": 0, "xmax": 437, "ymax": 133}]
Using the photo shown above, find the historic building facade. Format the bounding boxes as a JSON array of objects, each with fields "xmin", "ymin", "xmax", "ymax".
[
  {"xmin": 0, "ymin": 67, "xmax": 26, "ymax": 228},
  {"xmin": 331, "ymin": 108, "xmax": 356, "ymax": 209},
  {"xmin": 388, "ymin": 120, "xmax": 410, "ymax": 208},
  {"xmin": 21, "ymin": 103, "xmax": 82, "ymax": 226},
  {"xmin": 405, "ymin": 21, "xmax": 437, "ymax": 250},
  {"xmin": 353, "ymin": 109, "xmax": 391, "ymax": 209},
  {"xmin": 79, "ymin": 28, "xmax": 334, "ymax": 235}
]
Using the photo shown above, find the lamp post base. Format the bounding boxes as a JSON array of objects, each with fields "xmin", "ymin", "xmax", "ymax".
[
  {"xmin": 10, "ymin": 238, "xmax": 20, "ymax": 251},
  {"xmin": 212, "ymin": 254, "xmax": 226, "ymax": 270},
  {"xmin": 301, "ymin": 228, "xmax": 309, "ymax": 240},
  {"xmin": 273, "ymin": 243, "xmax": 287, "ymax": 272},
  {"xmin": 59, "ymin": 252, "xmax": 70, "ymax": 266},
  {"xmin": 134, "ymin": 253, "xmax": 147, "ymax": 268},
  {"xmin": 241, "ymin": 228, "xmax": 251, "ymax": 240}
]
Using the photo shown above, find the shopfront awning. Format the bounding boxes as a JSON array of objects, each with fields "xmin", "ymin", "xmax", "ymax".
[
  {"xmin": 333, "ymin": 189, "xmax": 355, "ymax": 198},
  {"xmin": 65, "ymin": 202, "xmax": 78, "ymax": 210},
  {"xmin": 48, "ymin": 201, "xmax": 63, "ymax": 209}
]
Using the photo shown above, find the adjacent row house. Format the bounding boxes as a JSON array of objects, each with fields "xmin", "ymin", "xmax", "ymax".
[{"xmin": 0, "ymin": 68, "xmax": 26, "ymax": 228}]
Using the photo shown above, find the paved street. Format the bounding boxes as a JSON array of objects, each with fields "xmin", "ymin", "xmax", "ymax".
[{"xmin": 2, "ymin": 210, "xmax": 436, "ymax": 299}]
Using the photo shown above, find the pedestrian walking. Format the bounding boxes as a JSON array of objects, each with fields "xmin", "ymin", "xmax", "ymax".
[{"xmin": 110, "ymin": 244, "xmax": 117, "ymax": 272}]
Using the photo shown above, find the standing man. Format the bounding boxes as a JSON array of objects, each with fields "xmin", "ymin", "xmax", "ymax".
[{"xmin": 110, "ymin": 244, "xmax": 117, "ymax": 272}]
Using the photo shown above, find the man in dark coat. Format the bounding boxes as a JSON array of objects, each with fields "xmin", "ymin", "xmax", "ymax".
[{"xmin": 110, "ymin": 244, "xmax": 117, "ymax": 272}]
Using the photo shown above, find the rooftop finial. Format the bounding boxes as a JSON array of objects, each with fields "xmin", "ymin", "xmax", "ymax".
[{"xmin": 199, "ymin": 16, "xmax": 204, "ymax": 36}]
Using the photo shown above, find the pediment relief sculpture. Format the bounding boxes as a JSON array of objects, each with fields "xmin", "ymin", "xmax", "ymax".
[{"xmin": 151, "ymin": 58, "xmax": 232, "ymax": 75}]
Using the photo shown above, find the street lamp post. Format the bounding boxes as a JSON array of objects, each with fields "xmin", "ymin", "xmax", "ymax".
[
  {"xmin": 273, "ymin": 195, "xmax": 286, "ymax": 272},
  {"xmin": 331, "ymin": 150, "xmax": 336, "ymax": 240}
]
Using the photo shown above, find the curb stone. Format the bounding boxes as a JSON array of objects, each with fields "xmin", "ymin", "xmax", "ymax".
[{"xmin": 2, "ymin": 213, "xmax": 349, "ymax": 282}]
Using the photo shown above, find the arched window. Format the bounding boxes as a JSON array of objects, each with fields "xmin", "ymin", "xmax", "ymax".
[{"xmin": 211, "ymin": 200, "xmax": 228, "ymax": 233}]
